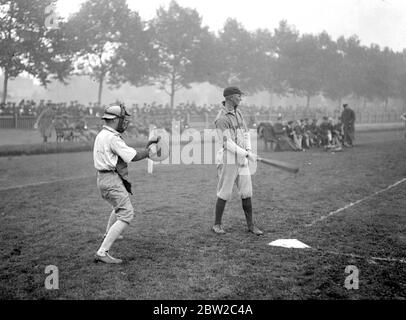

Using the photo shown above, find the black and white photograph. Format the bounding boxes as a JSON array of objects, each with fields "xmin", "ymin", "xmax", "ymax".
[{"xmin": 0, "ymin": 0, "xmax": 405, "ymax": 305}]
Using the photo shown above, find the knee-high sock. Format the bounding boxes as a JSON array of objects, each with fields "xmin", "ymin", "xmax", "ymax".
[
  {"xmin": 97, "ymin": 220, "xmax": 128, "ymax": 255},
  {"xmin": 105, "ymin": 209, "xmax": 117, "ymax": 234},
  {"xmin": 242, "ymin": 197, "xmax": 253, "ymax": 228},
  {"xmin": 214, "ymin": 197, "xmax": 226, "ymax": 225}
]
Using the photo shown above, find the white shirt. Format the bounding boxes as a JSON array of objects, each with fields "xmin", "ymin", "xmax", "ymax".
[{"xmin": 93, "ymin": 125, "xmax": 137, "ymax": 171}]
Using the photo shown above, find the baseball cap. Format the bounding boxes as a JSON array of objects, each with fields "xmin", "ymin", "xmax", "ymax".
[
  {"xmin": 101, "ymin": 105, "xmax": 131, "ymax": 120},
  {"xmin": 223, "ymin": 86, "xmax": 244, "ymax": 97}
]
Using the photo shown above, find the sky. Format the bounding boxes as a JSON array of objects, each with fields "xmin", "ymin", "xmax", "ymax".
[{"xmin": 56, "ymin": 0, "xmax": 406, "ymax": 52}]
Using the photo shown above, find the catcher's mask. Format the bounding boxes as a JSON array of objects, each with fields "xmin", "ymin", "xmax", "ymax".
[
  {"xmin": 102, "ymin": 104, "xmax": 130, "ymax": 133},
  {"xmin": 116, "ymin": 104, "xmax": 128, "ymax": 133}
]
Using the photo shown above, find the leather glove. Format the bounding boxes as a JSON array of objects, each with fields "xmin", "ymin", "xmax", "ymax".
[{"xmin": 146, "ymin": 136, "xmax": 161, "ymax": 149}]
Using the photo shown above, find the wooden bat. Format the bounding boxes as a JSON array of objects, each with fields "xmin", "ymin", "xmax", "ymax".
[{"xmin": 257, "ymin": 157, "xmax": 299, "ymax": 174}]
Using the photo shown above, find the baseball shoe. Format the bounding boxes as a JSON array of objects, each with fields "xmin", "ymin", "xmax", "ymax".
[
  {"xmin": 212, "ymin": 224, "xmax": 226, "ymax": 234},
  {"xmin": 94, "ymin": 252, "xmax": 123, "ymax": 264},
  {"xmin": 248, "ymin": 226, "xmax": 263, "ymax": 236}
]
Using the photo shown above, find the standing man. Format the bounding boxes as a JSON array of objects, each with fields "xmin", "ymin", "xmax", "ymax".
[
  {"xmin": 341, "ymin": 103, "xmax": 356, "ymax": 147},
  {"xmin": 34, "ymin": 103, "xmax": 57, "ymax": 143},
  {"xmin": 212, "ymin": 87, "xmax": 263, "ymax": 236},
  {"xmin": 93, "ymin": 104, "xmax": 159, "ymax": 264}
]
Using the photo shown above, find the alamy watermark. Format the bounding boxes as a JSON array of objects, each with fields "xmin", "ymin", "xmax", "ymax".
[
  {"xmin": 150, "ymin": 121, "xmax": 258, "ymax": 175},
  {"xmin": 44, "ymin": 265, "xmax": 59, "ymax": 290},
  {"xmin": 44, "ymin": 4, "xmax": 60, "ymax": 30},
  {"xmin": 344, "ymin": 265, "xmax": 359, "ymax": 290}
]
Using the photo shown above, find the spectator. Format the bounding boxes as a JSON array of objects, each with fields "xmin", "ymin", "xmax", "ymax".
[{"xmin": 341, "ymin": 103, "xmax": 356, "ymax": 147}]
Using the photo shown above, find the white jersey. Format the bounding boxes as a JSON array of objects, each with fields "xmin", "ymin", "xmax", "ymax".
[{"xmin": 93, "ymin": 125, "xmax": 137, "ymax": 171}]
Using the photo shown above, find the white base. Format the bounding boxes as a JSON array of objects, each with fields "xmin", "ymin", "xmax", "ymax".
[{"xmin": 268, "ymin": 239, "xmax": 310, "ymax": 249}]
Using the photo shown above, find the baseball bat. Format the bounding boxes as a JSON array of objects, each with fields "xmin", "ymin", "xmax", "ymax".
[{"xmin": 257, "ymin": 157, "xmax": 299, "ymax": 174}]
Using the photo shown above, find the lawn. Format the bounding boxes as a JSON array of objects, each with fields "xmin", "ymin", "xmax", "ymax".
[{"xmin": 0, "ymin": 130, "xmax": 405, "ymax": 299}]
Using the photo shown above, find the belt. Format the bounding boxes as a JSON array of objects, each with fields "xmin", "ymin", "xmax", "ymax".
[{"xmin": 98, "ymin": 170, "xmax": 116, "ymax": 173}]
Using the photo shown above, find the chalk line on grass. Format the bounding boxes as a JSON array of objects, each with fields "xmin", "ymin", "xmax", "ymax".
[
  {"xmin": 311, "ymin": 248, "xmax": 406, "ymax": 264},
  {"xmin": 0, "ymin": 175, "xmax": 93, "ymax": 192},
  {"xmin": 267, "ymin": 177, "xmax": 406, "ymax": 265},
  {"xmin": 305, "ymin": 177, "xmax": 406, "ymax": 227},
  {"xmin": 266, "ymin": 239, "xmax": 406, "ymax": 264}
]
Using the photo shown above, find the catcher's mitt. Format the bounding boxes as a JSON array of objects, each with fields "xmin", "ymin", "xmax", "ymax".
[{"xmin": 148, "ymin": 137, "xmax": 169, "ymax": 162}]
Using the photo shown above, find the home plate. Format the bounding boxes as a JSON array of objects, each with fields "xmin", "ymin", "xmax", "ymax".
[{"xmin": 268, "ymin": 239, "xmax": 310, "ymax": 249}]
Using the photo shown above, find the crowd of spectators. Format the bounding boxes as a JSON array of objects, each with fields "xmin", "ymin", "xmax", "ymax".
[
  {"xmin": 0, "ymin": 100, "xmax": 101, "ymax": 118},
  {"xmin": 0, "ymin": 99, "xmax": 340, "ymax": 140},
  {"xmin": 0, "ymin": 99, "xmax": 327, "ymax": 120},
  {"xmin": 258, "ymin": 116, "xmax": 345, "ymax": 152}
]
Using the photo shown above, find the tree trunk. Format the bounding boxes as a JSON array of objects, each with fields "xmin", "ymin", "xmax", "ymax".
[
  {"xmin": 2, "ymin": 69, "xmax": 9, "ymax": 104},
  {"xmin": 269, "ymin": 91, "xmax": 273, "ymax": 109},
  {"xmin": 170, "ymin": 89, "xmax": 175, "ymax": 110},
  {"xmin": 336, "ymin": 97, "xmax": 342, "ymax": 119},
  {"xmin": 170, "ymin": 72, "xmax": 176, "ymax": 109},
  {"xmin": 97, "ymin": 72, "xmax": 105, "ymax": 107},
  {"xmin": 306, "ymin": 95, "xmax": 311, "ymax": 108}
]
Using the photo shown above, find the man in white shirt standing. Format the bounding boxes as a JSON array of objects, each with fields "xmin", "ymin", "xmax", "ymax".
[{"xmin": 93, "ymin": 104, "xmax": 158, "ymax": 264}]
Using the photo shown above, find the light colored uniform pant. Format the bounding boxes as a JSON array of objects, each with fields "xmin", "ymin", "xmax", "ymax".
[
  {"xmin": 97, "ymin": 171, "xmax": 134, "ymax": 224},
  {"xmin": 216, "ymin": 163, "xmax": 253, "ymax": 201}
]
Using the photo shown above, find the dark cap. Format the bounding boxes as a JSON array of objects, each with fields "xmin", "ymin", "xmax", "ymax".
[
  {"xmin": 342, "ymin": 103, "xmax": 348, "ymax": 108},
  {"xmin": 223, "ymin": 86, "xmax": 244, "ymax": 97}
]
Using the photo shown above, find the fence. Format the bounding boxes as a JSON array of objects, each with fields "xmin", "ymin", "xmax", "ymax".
[
  {"xmin": 0, "ymin": 115, "xmax": 103, "ymax": 130},
  {"xmin": 0, "ymin": 116, "xmax": 37, "ymax": 129},
  {"xmin": 0, "ymin": 111, "xmax": 403, "ymax": 130}
]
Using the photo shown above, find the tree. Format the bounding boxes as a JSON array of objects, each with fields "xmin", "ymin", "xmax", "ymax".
[
  {"xmin": 149, "ymin": 0, "xmax": 212, "ymax": 108},
  {"xmin": 0, "ymin": 0, "xmax": 72, "ymax": 104},
  {"xmin": 340, "ymin": 36, "xmax": 371, "ymax": 107},
  {"xmin": 211, "ymin": 18, "xmax": 258, "ymax": 93},
  {"xmin": 67, "ymin": 0, "xmax": 143, "ymax": 106},
  {"xmin": 271, "ymin": 20, "xmax": 300, "ymax": 98},
  {"xmin": 105, "ymin": 10, "xmax": 153, "ymax": 91},
  {"xmin": 363, "ymin": 45, "xmax": 398, "ymax": 109},
  {"xmin": 252, "ymin": 25, "xmax": 294, "ymax": 106},
  {"xmin": 321, "ymin": 34, "xmax": 352, "ymax": 109},
  {"xmin": 394, "ymin": 50, "xmax": 406, "ymax": 110},
  {"xmin": 287, "ymin": 33, "xmax": 324, "ymax": 108}
]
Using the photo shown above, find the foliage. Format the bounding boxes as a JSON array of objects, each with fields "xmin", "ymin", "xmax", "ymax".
[
  {"xmin": 212, "ymin": 18, "xmax": 258, "ymax": 93},
  {"xmin": 0, "ymin": 0, "xmax": 72, "ymax": 103},
  {"xmin": 2, "ymin": 1, "xmax": 406, "ymax": 108},
  {"xmin": 66, "ymin": 0, "xmax": 150, "ymax": 105},
  {"xmin": 149, "ymin": 0, "xmax": 214, "ymax": 108}
]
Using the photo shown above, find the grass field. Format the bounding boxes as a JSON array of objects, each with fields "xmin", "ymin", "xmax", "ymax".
[{"xmin": 0, "ymin": 130, "xmax": 405, "ymax": 300}]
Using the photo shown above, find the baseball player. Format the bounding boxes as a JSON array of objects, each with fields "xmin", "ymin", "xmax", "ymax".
[
  {"xmin": 212, "ymin": 86, "xmax": 263, "ymax": 236},
  {"xmin": 93, "ymin": 104, "xmax": 159, "ymax": 264}
]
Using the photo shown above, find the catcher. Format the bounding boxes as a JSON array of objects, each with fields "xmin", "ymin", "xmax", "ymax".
[{"xmin": 93, "ymin": 104, "xmax": 162, "ymax": 264}]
